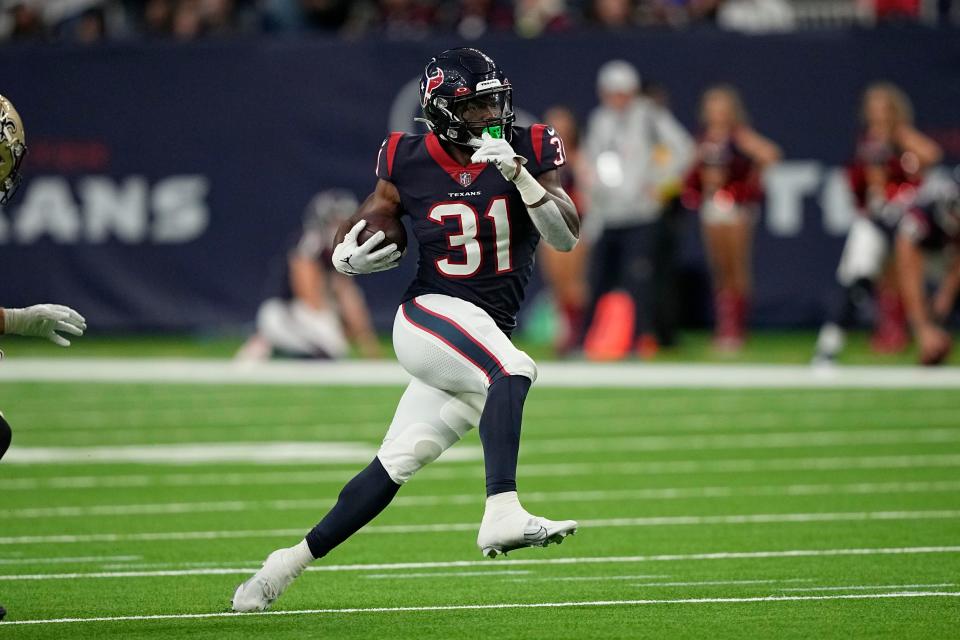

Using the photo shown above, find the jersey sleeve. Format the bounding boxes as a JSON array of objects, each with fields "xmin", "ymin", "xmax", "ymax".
[
  {"xmin": 375, "ymin": 132, "xmax": 405, "ymax": 182},
  {"xmin": 525, "ymin": 123, "xmax": 566, "ymax": 177}
]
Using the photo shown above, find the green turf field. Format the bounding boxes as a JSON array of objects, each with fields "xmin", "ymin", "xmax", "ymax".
[
  {"xmin": 1, "ymin": 329, "xmax": 953, "ymax": 365},
  {"xmin": 1, "ymin": 381, "xmax": 958, "ymax": 638}
]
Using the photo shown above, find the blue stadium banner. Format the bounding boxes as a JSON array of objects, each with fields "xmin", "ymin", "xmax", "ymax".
[{"xmin": 1, "ymin": 28, "xmax": 958, "ymax": 331}]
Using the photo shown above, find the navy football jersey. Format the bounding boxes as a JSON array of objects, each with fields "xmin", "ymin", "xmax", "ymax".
[{"xmin": 376, "ymin": 125, "xmax": 567, "ymax": 334}]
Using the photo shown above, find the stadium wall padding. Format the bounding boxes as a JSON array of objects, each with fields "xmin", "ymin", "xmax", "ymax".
[{"xmin": 0, "ymin": 27, "xmax": 958, "ymax": 332}]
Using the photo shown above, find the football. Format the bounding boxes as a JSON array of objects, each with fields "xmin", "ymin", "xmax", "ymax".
[{"xmin": 359, "ymin": 213, "xmax": 407, "ymax": 255}]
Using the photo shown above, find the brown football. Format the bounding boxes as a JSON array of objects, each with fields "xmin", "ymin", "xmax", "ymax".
[{"xmin": 358, "ymin": 213, "xmax": 407, "ymax": 254}]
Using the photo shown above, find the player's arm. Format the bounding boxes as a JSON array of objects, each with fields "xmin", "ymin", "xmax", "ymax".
[
  {"xmin": 895, "ymin": 125, "xmax": 942, "ymax": 171},
  {"xmin": 331, "ymin": 179, "xmax": 403, "ymax": 276},
  {"xmin": 289, "ymin": 255, "xmax": 330, "ymax": 310},
  {"xmin": 524, "ymin": 168, "xmax": 580, "ymax": 251},
  {"xmin": 0, "ymin": 304, "xmax": 86, "ymax": 346},
  {"xmin": 472, "ymin": 133, "xmax": 579, "ymax": 252},
  {"xmin": 330, "ymin": 274, "xmax": 382, "ymax": 358}
]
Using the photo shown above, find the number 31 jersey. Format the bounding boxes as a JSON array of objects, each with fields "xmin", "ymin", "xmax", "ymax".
[{"xmin": 376, "ymin": 125, "xmax": 566, "ymax": 335}]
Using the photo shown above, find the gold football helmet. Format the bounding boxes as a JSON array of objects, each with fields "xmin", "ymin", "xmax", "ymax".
[{"xmin": 0, "ymin": 95, "xmax": 27, "ymax": 205}]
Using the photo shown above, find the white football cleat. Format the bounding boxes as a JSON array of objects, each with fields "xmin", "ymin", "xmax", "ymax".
[
  {"xmin": 477, "ymin": 513, "xmax": 578, "ymax": 558},
  {"xmin": 232, "ymin": 547, "xmax": 305, "ymax": 612}
]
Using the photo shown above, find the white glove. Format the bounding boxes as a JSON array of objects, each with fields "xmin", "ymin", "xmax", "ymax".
[
  {"xmin": 470, "ymin": 132, "xmax": 527, "ymax": 182},
  {"xmin": 331, "ymin": 220, "xmax": 402, "ymax": 276},
  {"xmin": 3, "ymin": 304, "xmax": 86, "ymax": 347}
]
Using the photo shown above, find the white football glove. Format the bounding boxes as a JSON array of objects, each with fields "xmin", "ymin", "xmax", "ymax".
[
  {"xmin": 470, "ymin": 132, "xmax": 527, "ymax": 182},
  {"xmin": 3, "ymin": 304, "xmax": 86, "ymax": 347},
  {"xmin": 331, "ymin": 220, "xmax": 402, "ymax": 276}
]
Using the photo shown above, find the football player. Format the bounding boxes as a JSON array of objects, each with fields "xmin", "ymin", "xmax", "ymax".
[
  {"xmin": 0, "ymin": 94, "xmax": 87, "ymax": 466},
  {"xmin": 233, "ymin": 48, "xmax": 580, "ymax": 612},
  {"xmin": 895, "ymin": 184, "xmax": 960, "ymax": 365},
  {"xmin": 235, "ymin": 189, "xmax": 381, "ymax": 361}
]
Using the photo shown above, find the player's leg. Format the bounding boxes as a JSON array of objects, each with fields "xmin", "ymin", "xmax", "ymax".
[
  {"xmin": 729, "ymin": 209, "xmax": 756, "ymax": 343},
  {"xmin": 232, "ymin": 378, "xmax": 481, "ymax": 612},
  {"xmin": 814, "ymin": 217, "xmax": 889, "ymax": 363},
  {"xmin": 0, "ymin": 414, "xmax": 8, "ymax": 620},
  {"xmin": 621, "ymin": 222, "xmax": 659, "ymax": 356},
  {"xmin": 396, "ymin": 294, "xmax": 577, "ymax": 557},
  {"xmin": 702, "ymin": 215, "xmax": 738, "ymax": 348},
  {"xmin": 256, "ymin": 298, "xmax": 348, "ymax": 359},
  {"xmin": 0, "ymin": 412, "xmax": 11, "ymax": 461}
]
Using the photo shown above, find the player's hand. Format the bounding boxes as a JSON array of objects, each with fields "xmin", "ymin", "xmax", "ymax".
[
  {"xmin": 3, "ymin": 304, "xmax": 86, "ymax": 347},
  {"xmin": 918, "ymin": 323, "xmax": 952, "ymax": 366},
  {"xmin": 470, "ymin": 132, "xmax": 526, "ymax": 182},
  {"xmin": 331, "ymin": 220, "xmax": 402, "ymax": 276}
]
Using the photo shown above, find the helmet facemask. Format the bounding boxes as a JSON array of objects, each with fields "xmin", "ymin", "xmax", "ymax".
[{"xmin": 422, "ymin": 85, "xmax": 515, "ymax": 149}]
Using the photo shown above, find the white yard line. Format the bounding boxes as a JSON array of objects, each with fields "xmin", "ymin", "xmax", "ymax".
[
  {"xmin": 3, "ymin": 359, "xmax": 960, "ymax": 388},
  {"xmin": 779, "ymin": 583, "xmax": 957, "ymax": 592},
  {"xmin": 361, "ymin": 570, "xmax": 533, "ymax": 579},
  {"xmin": 4, "ymin": 592, "xmax": 960, "ymax": 626},
  {"xmin": 9, "ymin": 425, "xmax": 960, "ymax": 463},
  {"xmin": 1, "ymin": 546, "xmax": 958, "ymax": 580},
  {"xmin": 1, "ymin": 510, "xmax": 957, "ymax": 546},
  {"xmin": 9, "ymin": 481, "xmax": 960, "ymax": 520},
  {"xmin": 0, "ymin": 555, "xmax": 140, "ymax": 565},
  {"xmin": 5, "ymin": 453, "xmax": 960, "ymax": 491}
]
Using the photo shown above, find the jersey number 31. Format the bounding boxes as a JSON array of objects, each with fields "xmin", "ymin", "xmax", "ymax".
[{"xmin": 428, "ymin": 197, "xmax": 511, "ymax": 278}]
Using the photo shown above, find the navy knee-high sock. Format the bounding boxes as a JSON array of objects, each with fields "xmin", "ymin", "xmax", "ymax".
[
  {"xmin": 479, "ymin": 375, "xmax": 532, "ymax": 497},
  {"xmin": 0, "ymin": 415, "xmax": 11, "ymax": 461},
  {"xmin": 305, "ymin": 457, "xmax": 400, "ymax": 559}
]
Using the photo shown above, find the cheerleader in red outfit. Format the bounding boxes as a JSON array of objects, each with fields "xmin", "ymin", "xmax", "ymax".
[{"xmin": 684, "ymin": 85, "xmax": 781, "ymax": 351}]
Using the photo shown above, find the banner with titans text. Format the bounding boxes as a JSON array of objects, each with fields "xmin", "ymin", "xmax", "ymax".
[{"xmin": 1, "ymin": 28, "xmax": 958, "ymax": 331}]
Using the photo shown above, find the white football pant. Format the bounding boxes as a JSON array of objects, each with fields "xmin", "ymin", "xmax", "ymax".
[{"xmin": 378, "ymin": 294, "xmax": 537, "ymax": 485}]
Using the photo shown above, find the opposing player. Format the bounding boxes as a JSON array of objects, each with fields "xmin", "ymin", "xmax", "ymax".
[
  {"xmin": 0, "ymin": 94, "xmax": 87, "ymax": 464},
  {"xmin": 233, "ymin": 47, "xmax": 580, "ymax": 612}
]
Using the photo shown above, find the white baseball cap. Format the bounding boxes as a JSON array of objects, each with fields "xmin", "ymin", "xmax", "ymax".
[{"xmin": 597, "ymin": 60, "xmax": 640, "ymax": 95}]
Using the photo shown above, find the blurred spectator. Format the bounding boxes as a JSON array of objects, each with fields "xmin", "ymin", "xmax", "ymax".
[
  {"xmin": 515, "ymin": 0, "xmax": 573, "ymax": 36},
  {"xmin": 441, "ymin": 0, "xmax": 514, "ymax": 39},
  {"xmin": 639, "ymin": 0, "xmax": 722, "ymax": 27},
  {"xmin": 588, "ymin": 0, "xmax": 635, "ymax": 27},
  {"xmin": 374, "ymin": 0, "xmax": 437, "ymax": 39},
  {"xmin": 874, "ymin": 0, "xmax": 920, "ymax": 20},
  {"xmin": 717, "ymin": 0, "xmax": 795, "ymax": 32},
  {"xmin": 580, "ymin": 60, "xmax": 694, "ymax": 359},
  {"xmin": 143, "ymin": 0, "xmax": 175, "ymax": 35},
  {"xmin": 538, "ymin": 105, "xmax": 589, "ymax": 355},
  {"xmin": 236, "ymin": 189, "xmax": 382, "ymax": 361},
  {"xmin": 683, "ymin": 85, "xmax": 780, "ymax": 352},
  {"xmin": 6, "ymin": 1, "xmax": 45, "ymax": 40},
  {"xmin": 813, "ymin": 82, "xmax": 942, "ymax": 365}
]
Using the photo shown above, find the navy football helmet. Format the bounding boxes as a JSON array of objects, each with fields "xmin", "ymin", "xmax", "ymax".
[{"xmin": 417, "ymin": 48, "xmax": 515, "ymax": 148}]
